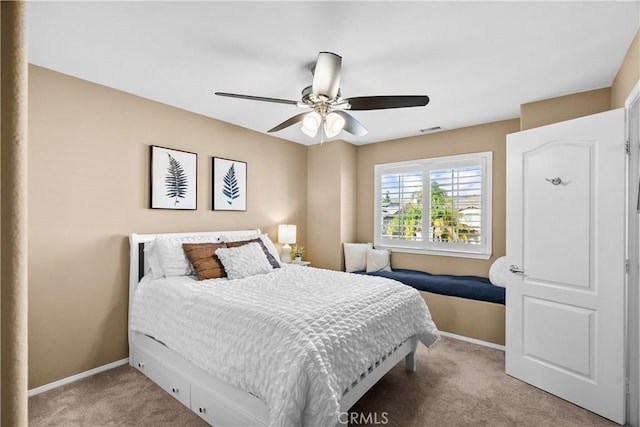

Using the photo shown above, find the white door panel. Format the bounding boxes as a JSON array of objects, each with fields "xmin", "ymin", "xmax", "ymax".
[
  {"xmin": 522, "ymin": 297, "xmax": 594, "ymax": 378},
  {"xmin": 524, "ymin": 142, "xmax": 592, "ymax": 288},
  {"xmin": 506, "ymin": 109, "xmax": 625, "ymax": 424}
]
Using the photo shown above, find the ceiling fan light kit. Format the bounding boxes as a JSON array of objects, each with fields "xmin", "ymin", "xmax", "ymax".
[
  {"xmin": 300, "ymin": 110, "xmax": 346, "ymax": 141},
  {"xmin": 216, "ymin": 51, "xmax": 430, "ymax": 142}
]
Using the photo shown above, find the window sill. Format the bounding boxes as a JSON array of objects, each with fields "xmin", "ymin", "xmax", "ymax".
[{"xmin": 374, "ymin": 245, "xmax": 492, "ymax": 260}]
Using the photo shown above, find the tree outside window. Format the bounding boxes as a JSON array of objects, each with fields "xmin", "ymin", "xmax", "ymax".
[{"xmin": 385, "ymin": 183, "xmax": 478, "ymax": 243}]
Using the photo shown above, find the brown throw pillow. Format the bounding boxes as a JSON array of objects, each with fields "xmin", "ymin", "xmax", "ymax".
[
  {"xmin": 225, "ymin": 238, "xmax": 280, "ymax": 269},
  {"xmin": 182, "ymin": 242, "xmax": 227, "ymax": 280}
]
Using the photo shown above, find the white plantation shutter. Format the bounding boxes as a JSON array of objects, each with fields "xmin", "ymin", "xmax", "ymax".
[
  {"xmin": 379, "ymin": 169, "xmax": 424, "ymax": 244},
  {"xmin": 428, "ymin": 163, "xmax": 483, "ymax": 245},
  {"xmin": 375, "ymin": 152, "xmax": 492, "ymax": 259}
]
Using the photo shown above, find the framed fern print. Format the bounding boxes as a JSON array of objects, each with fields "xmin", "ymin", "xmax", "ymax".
[
  {"xmin": 150, "ymin": 145, "xmax": 197, "ymax": 210},
  {"xmin": 212, "ymin": 157, "xmax": 247, "ymax": 211}
]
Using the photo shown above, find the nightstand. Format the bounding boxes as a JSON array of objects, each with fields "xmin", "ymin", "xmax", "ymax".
[{"xmin": 292, "ymin": 261, "xmax": 311, "ymax": 267}]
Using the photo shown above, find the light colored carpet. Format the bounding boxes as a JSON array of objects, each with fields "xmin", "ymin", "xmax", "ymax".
[{"xmin": 29, "ymin": 337, "xmax": 615, "ymax": 426}]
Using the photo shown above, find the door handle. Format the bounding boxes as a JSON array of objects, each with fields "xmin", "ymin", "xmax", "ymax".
[
  {"xmin": 545, "ymin": 177, "xmax": 562, "ymax": 185},
  {"xmin": 509, "ymin": 265, "xmax": 524, "ymax": 274}
]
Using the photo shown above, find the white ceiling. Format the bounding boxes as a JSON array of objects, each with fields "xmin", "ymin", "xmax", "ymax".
[{"xmin": 27, "ymin": 1, "xmax": 640, "ymax": 146}]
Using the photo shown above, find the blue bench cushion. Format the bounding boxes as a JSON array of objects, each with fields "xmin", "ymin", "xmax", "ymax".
[{"xmin": 357, "ymin": 268, "xmax": 505, "ymax": 304}]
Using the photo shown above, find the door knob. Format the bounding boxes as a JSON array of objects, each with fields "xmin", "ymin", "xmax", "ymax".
[
  {"xmin": 545, "ymin": 177, "xmax": 562, "ymax": 185},
  {"xmin": 509, "ymin": 265, "xmax": 524, "ymax": 274}
]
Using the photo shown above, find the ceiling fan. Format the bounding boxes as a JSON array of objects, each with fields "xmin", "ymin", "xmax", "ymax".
[{"xmin": 215, "ymin": 52, "xmax": 430, "ymax": 140}]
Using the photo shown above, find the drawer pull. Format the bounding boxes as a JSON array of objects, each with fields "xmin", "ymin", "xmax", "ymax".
[
  {"xmin": 171, "ymin": 387, "xmax": 179, "ymax": 394},
  {"xmin": 198, "ymin": 406, "xmax": 206, "ymax": 414},
  {"xmin": 137, "ymin": 362, "xmax": 144, "ymax": 369}
]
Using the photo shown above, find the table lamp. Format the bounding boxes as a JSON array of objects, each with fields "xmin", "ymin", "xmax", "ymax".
[{"xmin": 278, "ymin": 224, "xmax": 296, "ymax": 263}]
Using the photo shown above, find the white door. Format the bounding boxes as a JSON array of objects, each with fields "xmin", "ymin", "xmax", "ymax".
[{"xmin": 505, "ymin": 108, "xmax": 626, "ymax": 424}]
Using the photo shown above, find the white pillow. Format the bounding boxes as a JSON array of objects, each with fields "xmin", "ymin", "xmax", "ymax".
[
  {"xmin": 489, "ymin": 256, "xmax": 507, "ymax": 287},
  {"xmin": 343, "ymin": 243, "xmax": 373, "ymax": 272},
  {"xmin": 215, "ymin": 242, "xmax": 274, "ymax": 280},
  {"xmin": 366, "ymin": 248, "xmax": 392, "ymax": 272},
  {"xmin": 143, "ymin": 240, "xmax": 163, "ymax": 279},
  {"xmin": 219, "ymin": 231, "xmax": 261, "ymax": 243},
  {"xmin": 259, "ymin": 234, "xmax": 282, "ymax": 268},
  {"xmin": 153, "ymin": 236, "xmax": 219, "ymax": 277}
]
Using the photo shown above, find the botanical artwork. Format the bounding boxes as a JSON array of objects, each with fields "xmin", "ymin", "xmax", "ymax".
[
  {"xmin": 213, "ymin": 157, "xmax": 247, "ymax": 211},
  {"xmin": 150, "ymin": 146, "xmax": 197, "ymax": 210},
  {"xmin": 165, "ymin": 153, "xmax": 188, "ymax": 204},
  {"xmin": 223, "ymin": 163, "xmax": 241, "ymax": 204}
]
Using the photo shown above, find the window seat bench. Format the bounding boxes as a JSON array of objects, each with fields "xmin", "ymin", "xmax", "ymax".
[
  {"xmin": 355, "ymin": 269, "xmax": 505, "ymax": 345},
  {"xmin": 357, "ymin": 268, "xmax": 504, "ymax": 304}
]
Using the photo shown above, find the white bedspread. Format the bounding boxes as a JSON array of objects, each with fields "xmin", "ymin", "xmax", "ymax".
[{"xmin": 130, "ymin": 265, "xmax": 439, "ymax": 427}]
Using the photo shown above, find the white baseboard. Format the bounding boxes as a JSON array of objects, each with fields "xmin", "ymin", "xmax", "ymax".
[
  {"xmin": 439, "ymin": 331, "xmax": 505, "ymax": 351},
  {"xmin": 28, "ymin": 358, "xmax": 129, "ymax": 397}
]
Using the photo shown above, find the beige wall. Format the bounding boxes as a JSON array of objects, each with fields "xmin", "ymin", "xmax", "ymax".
[
  {"xmin": 307, "ymin": 140, "xmax": 357, "ymax": 270},
  {"xmin": 340, "ymin": 142, "xmax": 358, "ymax": 263},
  {"xmin": 28, "ymin": 65, "xmax": 307, "ymax": 388},
  {"xmin": 356, "ymin": 119, "xmax": 519, "ymax": 277},
  {"xmin": 520, "ymin": 87, "xmax": 611, "ymax": 131},
  {"xmin": 612, "ymin": 29, "xmax": 640, "ymax": 109}
]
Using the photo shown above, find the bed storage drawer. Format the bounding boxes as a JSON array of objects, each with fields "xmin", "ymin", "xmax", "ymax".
[
  {"xmin": 191, "ymin": 382, "xmax": 237, "ymax": 426},
  {"xmin": 191, "ymin": 381, "xmax": 269, "ymax": 426},
  {"xmin": 133, "ymin": 346, "xmax": 190, "ymax": 407}
]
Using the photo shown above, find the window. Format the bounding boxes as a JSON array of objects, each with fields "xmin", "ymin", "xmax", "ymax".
[{"xmin": 374, "ymin": 152, "xmax": 492, "ymax": 259}]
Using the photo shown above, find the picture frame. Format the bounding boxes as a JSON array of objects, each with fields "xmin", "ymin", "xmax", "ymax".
[
  {"xmin": 150, "ymin": 145, "xmax": 197, "ymax": 210},
  {"xmin": 212, "ymin": 157, "xmax": 247, "ymax": 211}
]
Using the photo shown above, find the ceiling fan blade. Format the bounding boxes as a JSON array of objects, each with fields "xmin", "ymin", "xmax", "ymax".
[
  {"xmin": 215, "ymin": 92, "xmax": 299, "ymax": 106},
  {"xmin": 332, "ymin": 111, "xmax": 368, "ymax": 137},
  {"xmin": 268, "ymin": 112, "xmax": 309, "ymax": 133},
  {"xmin": 312, "ymin": 52, "xmax": 342, "ymax": 100},
  {"xmin": 345, "ymin": 95, "xmax": 430, "ymax": 110}
]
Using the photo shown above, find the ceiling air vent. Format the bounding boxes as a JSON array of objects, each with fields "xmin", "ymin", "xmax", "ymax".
[{"xmin": 420, "ymin": 126, "xmax": 443, "ymax": 134}]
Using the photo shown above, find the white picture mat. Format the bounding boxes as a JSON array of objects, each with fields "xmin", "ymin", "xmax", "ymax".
[
  {"xmin": 213, "ymin": 157, "xmax": 247, "ymax": 211},
  {"xmin": 151, "ymin": 146, "xmax": 197, "ymax": 209}
]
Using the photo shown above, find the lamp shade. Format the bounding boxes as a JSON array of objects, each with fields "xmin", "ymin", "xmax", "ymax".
[
  {"xmin": 324, "ymin": 112, "xmax": 345, "ymax": 138},
  {"xmin": 278, "ymin": 224, "xmax": 297, "ymax": 244},
  {"xmin": 301, "ymin": 112, "xmax": 321, "ymax": 137}
]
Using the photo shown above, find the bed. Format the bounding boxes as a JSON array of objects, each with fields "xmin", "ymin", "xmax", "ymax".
[{"xmin": 128, "ymin": 230, "xmax": 439, "ymax": 426}]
